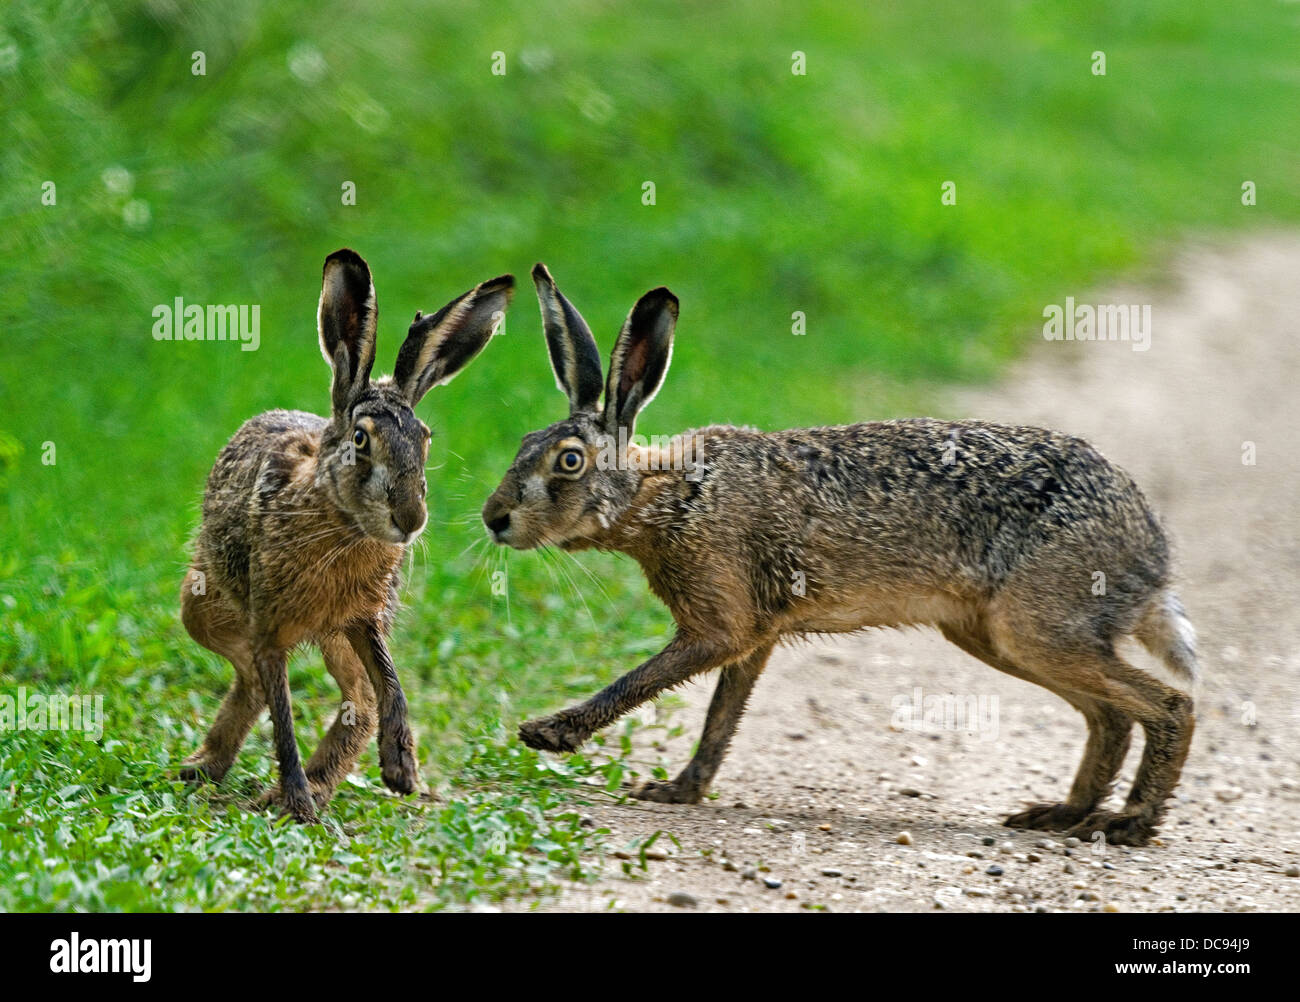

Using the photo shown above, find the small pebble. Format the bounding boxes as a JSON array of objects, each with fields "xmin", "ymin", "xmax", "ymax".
[
  {"xmin": 898, "ymin": 788, "xmax": 923, "ymax": 798},
  {"xmin": 981, "ymin": 836, "xmax": 997, "ymax": 846},
  {"xmin": 1026, "ymin": 853, "xmax": 1042, "ymax": 863},
  {"xmin": 667, "ymin": 892, "xmax": 697, "ymax": 909},
  {"xmin": 896, "ymin": 831, "xmax": 913, "ymax": 846},
  {"xmin": 986, "ymin": 864, "xmax": 1004, "ymax": 876},
  {"xmin": 741, "ymin": 868, "xmax": 757, "ymax": 881},
  {"xmin": 1285, "ymin": 865, "xmax": 1300, "ymax": 878},
  {"xmin": 1064, "ymin": 837, "xmax": 1082, "ymax": 848},
  {"xmin": 818, "ymin": 823, "xmax": 832, "ymax": 832},
  {"xmin": 821, "ymin": 867, "xmax": 843, "ymax": 878},
  {"xmin": 763, "ymin": 877, "xmax": 783, "ymax": 890},
  {"xmin": 1103, "ymin": 902, "xmax": 1120, "ymax": 912}
]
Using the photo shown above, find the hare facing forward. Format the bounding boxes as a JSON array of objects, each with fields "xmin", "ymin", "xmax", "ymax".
[
  {"xmin": 482, "ymin": 265, "xmax": 1197, "ymax": 846},
  {"xmin": 181, "ymin": 249, "xmax": 513, "ymax": 822}
]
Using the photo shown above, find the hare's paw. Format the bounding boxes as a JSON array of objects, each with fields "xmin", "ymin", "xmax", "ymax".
[
  {"xmin": 1065, "ymin": 810, "xmax": 1155, "ymax": 847},
  {"xmin": 257, "ymin": 782, "xmax": 321, "ymax": 824},
  {"xmin": 518, "ymin": 713, "xmax": 587, "ymax": 754},
  {"xmin": 378, "ymin": 729, "xmax": 421, "ymax": 795},
  {"xmin": 178, "ymin": 752, "xmax": 230, "ymax": 785},
  {"xmin": 1003, "ymin": 802, "xmax": 1089, "ymax": 832},
  {"xmin": 631, "ymin": 778, "xmax": 703, "ymax": 804}
]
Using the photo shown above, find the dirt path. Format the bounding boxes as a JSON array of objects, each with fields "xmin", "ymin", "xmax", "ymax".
[{"xmin": 508, "ymin": 235, "xmax": 1300, "ymax": 912}]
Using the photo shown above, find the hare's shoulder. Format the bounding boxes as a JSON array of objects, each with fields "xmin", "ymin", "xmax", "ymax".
[
  {"xmin": 207, "ymin": 409, "xmax": 325, "ymax": 477},
  {"xmin": 229, "ymin": 408, "xmax": 329, "ymax": 445},
  {"xmin": 201, "ymin": 409, "xmax": 327, "ymax": 516}
]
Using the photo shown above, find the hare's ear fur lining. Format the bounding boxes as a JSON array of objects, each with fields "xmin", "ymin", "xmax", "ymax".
[
  {"xmin": 319, "ymin": 248, "xmax": 378, "ymax": 416},
  {"xmin": 393, "ymin": 274, "xmax": 515, "ymax": 406},
  {"xmin": 603, "ymin": 287, "xmax": 678, "ymax": 435},
  {"xmin": 533, "ymin": 263, "xmax": 604, "ymax": 416}
]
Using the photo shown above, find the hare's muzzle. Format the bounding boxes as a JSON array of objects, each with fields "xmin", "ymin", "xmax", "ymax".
[
  {"xmin": 482, "ymin": 492, "xmax": 514, "ymax": 544},
  {"xmin": 484, "ymin": 510, "xmax": 511, "ymax": 543},
  {"xmin": 386, "ymin": 494, "xmax": 427, "ymax": 544}
]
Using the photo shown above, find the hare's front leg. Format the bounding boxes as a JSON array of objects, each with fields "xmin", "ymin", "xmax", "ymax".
[
  {"xmin": 346, "ymin": 620, "xmax": 420, "ymax": 795},
  {"xmin": 632, "ymin": 642, "xmax": 775, "ymax": 804},
  {"xmin": 255, "ymin": 644, "xmax": 316, "ymax": 823},
  {"xmin": 301, "ymin": 632, "xmax": 378, "ymax": 809},
  {"xmin": 518, "ymin": 633, "xmax": 744, "ymax": 755}
]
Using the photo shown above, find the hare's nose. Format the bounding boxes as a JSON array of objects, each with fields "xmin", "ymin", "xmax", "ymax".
[
  {"xmin": 486, "ymin": 512, "xmax": 511, "ymax": 535},
  {"xmin": 391, "ymin": 503, "xmax": 425, "ymax": 536}
]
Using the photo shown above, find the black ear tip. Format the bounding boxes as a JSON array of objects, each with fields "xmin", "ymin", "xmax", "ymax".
[
  {"xmin": 324, "ymin": 248, "xmax": 368, "ymax": 272},
  {"xmin": 642, "ymin": 286, "xmax": 679, "ymax": 315},
  {"xmin": 531, "ymin": 262, "xmax": 554, "ymax": 285},
  {"xmin": 476, "ymin": 274, "xmax": 515, "ymax": 305}
]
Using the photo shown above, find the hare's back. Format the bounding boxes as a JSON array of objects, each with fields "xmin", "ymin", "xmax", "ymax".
[
  {"xmin": 195, "ymin": 409, "xmax": 328, "ymax": 593},
  {"xmin": 694, "ymin": 418, "xmax": 1167, "ymax": 593}
]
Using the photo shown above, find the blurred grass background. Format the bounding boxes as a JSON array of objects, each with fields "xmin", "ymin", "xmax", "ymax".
[{"xmin": 0, "ymin": 0, "xmax": 1297, "ymax": 909}]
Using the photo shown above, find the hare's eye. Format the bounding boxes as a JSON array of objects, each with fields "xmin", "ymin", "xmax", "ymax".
[
  {"xmin": 352, "ymin": 428, "xmax": 369, "ymax": 451},
  {"xmin": 555, "ymin": 449, "xmax": 585, "ymax": 474}
]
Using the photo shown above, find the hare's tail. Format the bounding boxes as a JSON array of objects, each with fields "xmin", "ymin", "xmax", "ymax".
[{"xmin": 1135, "ymin": 589, "xmax": 1199, "ymax": 682}]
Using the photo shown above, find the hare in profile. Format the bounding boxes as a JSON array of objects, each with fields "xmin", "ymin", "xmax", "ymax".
[
  {"xmin": 481, "ymin": 264, "xmax": 1196, "ymax": 846},
  {"xmin": 181, "ymin": 249, "xmax": 513, "ymax": 822}
]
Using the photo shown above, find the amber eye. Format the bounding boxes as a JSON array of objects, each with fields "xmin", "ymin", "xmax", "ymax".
[
  {"xmin": 555, "ymin": 448, "xmax": 584, "ymax": 474},
  {"xmin": 352, "ymin": 428, "xmax": 369, "ymax": 451}
]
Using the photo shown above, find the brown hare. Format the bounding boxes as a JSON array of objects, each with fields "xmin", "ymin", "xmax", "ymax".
[
  {"xmin": 482, "ymin": 264, "xmax": 1196, "ymax": 846},
  {"xmin": 181, "ymin": 249, "xmax": 513, "ymax": 822}
]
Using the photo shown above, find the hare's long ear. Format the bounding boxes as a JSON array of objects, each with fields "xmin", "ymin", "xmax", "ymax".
[
  {"xmin": 603, "ymin": 287, "xmax": 678, "ymax": 436},
  {"xmin": 319, "ymin": 249, "xmax": 378, "ymax": 416},
  {"xmin": 393, "ymin": 274, "xmax": 514, "ymax": 406},
  {"xmin": 533, "ymin": 263, "xmax": 603, "ymax": 416}
]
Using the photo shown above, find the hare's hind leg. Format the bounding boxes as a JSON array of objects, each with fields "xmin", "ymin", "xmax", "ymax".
[
  {"xmin": 301, "ymin": 632, "xmax": 378, "ymax": 809},
  {"xmin": 940, "ymin": 622, "xmax": 1133, "ymax": 832},
  {"xmin": 1063, "ymin": 663, "xmax": 1192, "ymax": 846},
  {"xmin": 987, "ymin": 615, "xmax": 1193, "ymax": 846},
  {"xmin": 1004, "ymin": 699, "xmax": 1133, "ymax": 833},
  {"xmin": 633, "ymin": 642, "xmax": 776, "ymax": 805},
  {"xmin": 180, "ymin": 574, "xmax": 265, "ymax": 784}
]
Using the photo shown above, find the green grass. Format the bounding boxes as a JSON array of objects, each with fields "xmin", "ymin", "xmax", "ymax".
[{"xmin": 1, "ymin": 0, "xmax": 1298, "ymax": 910}]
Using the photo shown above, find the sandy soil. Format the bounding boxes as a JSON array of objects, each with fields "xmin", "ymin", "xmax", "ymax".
[{"xmin": 506, "ymin": 235, "xmax": 1300, "ymax": 913}]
